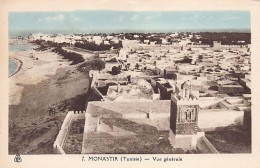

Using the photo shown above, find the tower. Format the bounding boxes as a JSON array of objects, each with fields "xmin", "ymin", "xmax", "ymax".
[
  {"xmin": 169, "ymin": 82, "xmax": 219, "ymax": 152},
  {"xmin": 169, "ymin": 81, "xmax": 201, "ymax": 150},
  {"xmin": 170, "ymin": 81, "xmax": 199, "ymax": 135}
]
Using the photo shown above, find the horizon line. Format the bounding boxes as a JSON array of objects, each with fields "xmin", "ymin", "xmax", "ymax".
[{"xmin": 9, "ymin": 28, "xmax": 251, "ymax": 37}]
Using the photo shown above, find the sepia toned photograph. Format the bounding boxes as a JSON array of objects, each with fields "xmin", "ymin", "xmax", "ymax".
[{"xmin": 8, "ymin": 10, "xmax": 252, "ymax": 155}]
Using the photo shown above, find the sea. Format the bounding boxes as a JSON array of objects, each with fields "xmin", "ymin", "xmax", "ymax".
[
  {"xmin": 8, "ymin": 58, "xmax": 17, "ymax": 75},
  {"xmin": 9, "ymin": 41, "xmax": 32, "ymax": 76}
]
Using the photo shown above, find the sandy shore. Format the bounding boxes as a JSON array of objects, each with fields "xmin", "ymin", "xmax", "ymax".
[
  {"xmin": 9, "ymin": 46, "xmax": 92, "ymax": 154},
  {"xmin": 9, "ymin": 49, "xmax": 71, "ymax": 105}
]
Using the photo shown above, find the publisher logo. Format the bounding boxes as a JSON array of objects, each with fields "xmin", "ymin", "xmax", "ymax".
[{"xmin": 14, "ymin": 153, "xmax": 22, "ymax": 163}]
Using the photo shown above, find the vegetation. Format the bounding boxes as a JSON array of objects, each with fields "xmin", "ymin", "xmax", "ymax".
[
  {"xmin": 75, "ymin": 41, "xmax": 112, "ymax": 51},
  {"xmin": 112, "ymin": 42, "xmax": 123, "ymax": 49},
  {"xmin": 190, "ymin": 32, "xmax": 251, "ymax": 46},
  {"xmin": 31, "ymin": 40, "xmax": 84, "ymax": 65},
  {"xmin": 52, "ymin": 47, "xmax": 85, "ymax": 65},
  {"xmin": 32, "ymin": 40, "xmax": 50, "ymax": 51},
  {"xmin": 77, "ymin": 59, "xmax": 106, "ymax": 72},
  {"xmin": 32, "ymin": 40, "xmax": 69, "ymax": 51}
]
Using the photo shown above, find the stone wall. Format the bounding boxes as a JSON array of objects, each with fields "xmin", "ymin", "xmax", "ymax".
[
  {"xmin": 157, "ymin": 82, "xmax": 173, "ymax": 100},
  {"xmin": 150, "ymin": 78, "xmax": 158, "ymax": 92},
  {"xmin": 53, "ymin": 111, "xmax": 85, "ymax": 154},
  {"xmin": 186, "ymin": 44, "xmax": 210, "ymax": 48},
  {"xmin": 91, "ymin": 86, "xmax": 106, "ymax": 101}
]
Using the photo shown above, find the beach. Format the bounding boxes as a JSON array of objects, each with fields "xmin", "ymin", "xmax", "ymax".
[{"xmin": 9, "ymin": 41, "xmax": 92, "ymax": 154}]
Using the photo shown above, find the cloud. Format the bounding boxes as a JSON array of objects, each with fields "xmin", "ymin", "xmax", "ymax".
[
  {"xmin": 45, "ymin": 14, "xmax": 64, "ymax": 21},
  {"xmin": 131, "ymin": 14, "xmax": 138, "ymax": 20}
]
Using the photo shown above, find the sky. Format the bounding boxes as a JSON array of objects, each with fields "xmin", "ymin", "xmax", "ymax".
[{"xmin": 9, "ymin": 11, "xmax": 250, "ymax": 35}]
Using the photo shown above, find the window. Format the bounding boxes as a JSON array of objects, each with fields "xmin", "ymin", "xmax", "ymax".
[{"xmin": 182, "ymin": 107, "xmax": 196, "ymax": 122}]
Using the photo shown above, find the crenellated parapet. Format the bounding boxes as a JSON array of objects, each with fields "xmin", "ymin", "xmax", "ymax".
[
  {"xmin": 170, "ymin": 81, "xmax": 200, "ymax": 136},
  {"xmin": 172, "ymin": 94, "xmax": 199, "ymax": 105},
  {"xmin": 171, "ymin": 80, "xmax": 199, "ymax": 105}
]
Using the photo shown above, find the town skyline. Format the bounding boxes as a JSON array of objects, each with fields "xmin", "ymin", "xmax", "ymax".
[{"xmin": 9, "ymin": 30, "xmax": 251, "ymax": 154}]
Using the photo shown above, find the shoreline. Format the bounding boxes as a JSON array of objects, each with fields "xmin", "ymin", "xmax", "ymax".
[
  {"xmin": 8, "ymin": 48, "xmax": 69, "ymax": 106},
  {"xmin": 8, "ymin": 49, "xmax": 91, "ymax": 154},
  {"xmin": 9, "ymin": 57, "xmax": 22, "ymax": 78},
  {"xmin": 8, "ymin": 39, "xmax": 34, "ymax": 77},
  {"xmin": 8, "ymin": 40, "xmax": 95, "ymax": 154}
]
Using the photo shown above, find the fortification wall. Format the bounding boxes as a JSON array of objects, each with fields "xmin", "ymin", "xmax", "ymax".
[
  {"xmin": 53, "ymin": 111, "xmax": 86, "ymax": 154},
  {"xmin": 91, "ymin": 86, "xmax": 106, "ymax": 101},
  {"xmin": 186, "ymin": 44, "xmax": 210, "ymax": 48},
  {"xmin": 71, "ymin": 111, "xmax": 85, "ymax": 120},
  {"xmin": 220, "ymin": 44, "xmax": 248, "ymax": 48}
]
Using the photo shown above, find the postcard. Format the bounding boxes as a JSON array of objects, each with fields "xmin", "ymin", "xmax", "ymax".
[{"xmin": 1, "ymin": 0, "xmax": 260, "ymax": 167}]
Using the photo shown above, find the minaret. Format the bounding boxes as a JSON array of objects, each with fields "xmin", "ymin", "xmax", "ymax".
[
  {"xmin": 170, "ymin": 81, "xmax": 199, "ymax": 135},
  {"xmin": 169, "ymin": 82, "xmax": 219, "ymax": 152}
]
